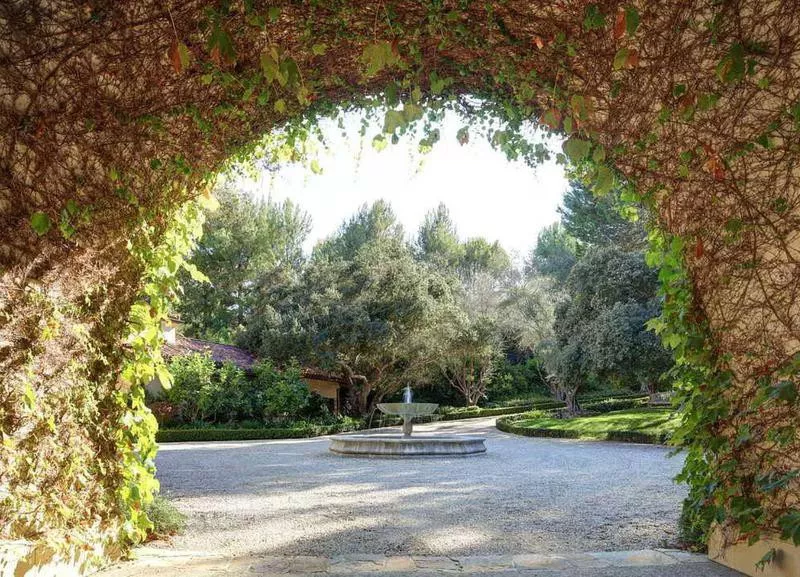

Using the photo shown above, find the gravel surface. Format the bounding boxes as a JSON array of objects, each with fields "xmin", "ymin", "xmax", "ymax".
[{"xmin": 154, "ymin": 417, "xmax": 687, "ymax": 558}]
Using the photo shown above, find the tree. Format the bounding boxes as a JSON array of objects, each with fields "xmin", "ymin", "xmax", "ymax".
[
  {"xmin": 437, "ymin": 314, "xmax": 501, "ymax": 406},
  {"xmin": 590, "ymin": 301, "xmax": 673, "ymax": 394},
  {"xmin": 524, "ymin": 223, "xmax": 579, "ymax": 285},
  {"xmin": 314, "ymin": 199, "xmax": 403, "ymax": 261},
  {"xmin": 558, "ymin": 182, "xmax": 646, "ymax": 250},
  {"xmin": 459, "ymin": 237, "xmax": 512, "ymax": 281},
  {"xmin": 432, "ymin": 273, "xmax": 505, "ymax": 406},
  {"xmin": 177, "ymin": 185, "xmax": 310, "ymax": 341},
  {"xmin": 546, "ymin": 246, "xmax": 672, "ymax": 413},
  {"xmin": 416, "ymin": 203, "xmax": 464, "ymax": 269},
  {"xmin": 242, "ymin": 203, "xmax": 454, "ymax": 415}
]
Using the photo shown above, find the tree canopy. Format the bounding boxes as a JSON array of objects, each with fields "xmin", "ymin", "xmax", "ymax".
[
  {"xmin": 547, "ymin": 247, "xmax": 672, "ymax": 410},
  {"xmin": 177, "ymin": 184, "xmax": 310, "ymax": 341},
  {"xmin": 558, "ymin": 181, "xmax": 646, "ymax": 250},
  {"xmin": 242, "ymin": 201, "xmax": 455, "ymax": 414},
  {"xmin": 2, "ymin": 0, "xmax": 798, "ymax": 565}
]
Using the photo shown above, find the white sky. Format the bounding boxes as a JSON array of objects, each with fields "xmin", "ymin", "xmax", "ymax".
[{"xmin": 237, "ymin": 110, "xmax": 567, "ymax": 263}]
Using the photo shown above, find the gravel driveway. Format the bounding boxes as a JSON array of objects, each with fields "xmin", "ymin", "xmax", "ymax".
[{"xmin": 154, "ymin": 417, "xmax": 687, "ymax": 558}]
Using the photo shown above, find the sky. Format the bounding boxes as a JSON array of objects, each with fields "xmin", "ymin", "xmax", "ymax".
[{"xmin": 237, "ymin": 110, "xmax": 568, "ymax": 264}]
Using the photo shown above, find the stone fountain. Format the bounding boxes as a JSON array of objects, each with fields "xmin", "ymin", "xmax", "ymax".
[{"xmin": 329, "ymin": 385, "xmax": 486, "ymax": 457}]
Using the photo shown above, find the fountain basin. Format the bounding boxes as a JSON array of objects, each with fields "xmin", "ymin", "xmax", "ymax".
[
  {"xmin": 376, "ymin": 402, "xmax": 439, "ymax": 417},
  {"xmin": 329, "ymin": 433, "xmax": 486, "ymax": 457}
]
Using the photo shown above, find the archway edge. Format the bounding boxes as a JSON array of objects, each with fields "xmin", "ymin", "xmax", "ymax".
[{"xmin": 1, "ymin": 2, "xmax": 798, "ymax": 573}]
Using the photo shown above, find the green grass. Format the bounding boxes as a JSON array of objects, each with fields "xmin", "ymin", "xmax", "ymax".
[{"xmin": 497, "ymin": 408, "xmax": 680, "ymax": 444}]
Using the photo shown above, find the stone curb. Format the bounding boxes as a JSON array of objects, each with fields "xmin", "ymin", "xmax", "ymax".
[{"xmin": 97, "ymin": 548, "xmax": 712, "ymax": 576}]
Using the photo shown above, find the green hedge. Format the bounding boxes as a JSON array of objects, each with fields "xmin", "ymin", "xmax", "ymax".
[
  {"xmin": 495, "ymin": 414, "xmax": 671, "ymax": 445},
  {"xmin": 157, "ymin": 395, "xmax": 650, "ymax": 442},
  {"xmin": 577, "ymin": 391, "xmax": 651, "ymax": 402},
  {"xmin": 438, "ymin": 399, "xmax": 566, "ymax": 420},
  {"xmin": 581, "ymin": 396, "xmax": 649, "ymax": 412},
  {"xmin": 156, "ymin": 422, "xmax": 361, "ymax": 443}
]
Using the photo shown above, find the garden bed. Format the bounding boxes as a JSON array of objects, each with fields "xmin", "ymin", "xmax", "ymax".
[{"xmin": 496, "ymin": 407, "xmax": 679, "ymax": 445}]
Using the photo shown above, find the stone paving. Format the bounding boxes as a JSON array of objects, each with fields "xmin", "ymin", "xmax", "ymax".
[{"xmin": 97, "ymin": 547, "xmax": 743, "ymax": 576}]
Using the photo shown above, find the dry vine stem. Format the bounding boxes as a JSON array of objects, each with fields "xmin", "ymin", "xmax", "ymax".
[{"xmin": 1, "ymin": 0, "xmax": 798, "ymax": 565}]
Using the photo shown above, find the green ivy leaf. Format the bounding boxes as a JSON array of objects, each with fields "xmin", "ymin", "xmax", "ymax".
[
  {"xmin": 361, "ymin": 41, "xmax": 400, "ymax": 77},
  {"xmin": 182, "ymin": 262, "xmax": 209, "ymax": 283},
  {"xmin": 594, "ymin": 165, "xmax": 614, "ymax": 196},
  {"xmin": 755, "ymin": 549, "xmax": 777, "ymax": 571},
  {"xmin": 562, "ymin": 137, "xmax": 591, "ymax": 162},
  {"xmin": 30, "ymin": 211, "xmax": 51, "ymax": 236},
  {"xmin": 778, "ymin": 510, "xmax": 800, "ymax": 545},
  {"xmin": 583, "ymin": 4, "xmax": 606, "ymax": 30},
  {"xmin": 717, "ymin": 43, "xmax": 745, "ymax": 84},
  {"xmin": 383, "ymin": 109, "xmax": 405, "ymax": 134},
  {"xmin": 624, "ymin": 6, "xmax": 640, "ymax": 36},
  {"xmin": 372, "ymin": 134, "xmax": 388, "ymax": 151},
  {"xmin": 613, "ymin": 48, "xmax": 629, "ymax": 70},
  {"xmin": 311, "ymin": 43, "xmax": 327, "ymax": 56},
  {"xmin": 429, "ymin": 71, "xmax": 448, "ymax": 95},
  {"xmin": 155, "ymin": 363, "xmax": 173, "ymax": 390},
  {"xmin": 22, "ymin": 383, "xmax": 36, "ymax": 410},
  {"xmin": 260, "ymin": 51, "xmax": 284, "ymax": 86},
  {"xmin": 207, "ymin": 24, "xmax": 236, "ymax": 65}
]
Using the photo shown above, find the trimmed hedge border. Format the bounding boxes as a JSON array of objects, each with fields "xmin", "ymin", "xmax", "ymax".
[
  {"xmin": 155, "ymin": 396, "xmax": 652, "ymax": 443},
  {"xmin": 437, "ymin": 400, "xmax": 566, "ymax": 420},
  {"xmin": 156, "ymin": 423, "xmax": 361, "ymax": 443},
  {"xmin": 495, "ymin": 413, "xmax": 672, "ymax": 445}
]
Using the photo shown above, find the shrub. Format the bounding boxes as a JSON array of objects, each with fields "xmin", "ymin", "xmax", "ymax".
[
  {"xmin": 253, "ymin": 361, "xmax": 312, "ymax": 421},
  {"xmin": 166, "ymin": 352, "xmax": 217, "ymax": 423},
  {"xmin": 580, "ymin": 396, "xmax": 649, "ymax": 413},
  {"xmin": 488, "ymin": 357, "xmax": 549, "ymax": 401},
  {"xmin": 145, "ymin": 495, "xmax": 187, "ymax": 539},
  {"xmin": 156, "ymin": 417, "xmax": 364, "ymax": 443}
]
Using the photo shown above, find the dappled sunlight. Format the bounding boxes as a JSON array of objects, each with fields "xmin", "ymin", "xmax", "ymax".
[{"xmin": 152, "ymin": 419, "xmax": 686, "ymax": 558}]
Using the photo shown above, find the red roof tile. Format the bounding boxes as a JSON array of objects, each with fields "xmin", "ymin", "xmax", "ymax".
[{"xmin": 162, "ymin": 335, "xmax": 257, "ymax": 369}]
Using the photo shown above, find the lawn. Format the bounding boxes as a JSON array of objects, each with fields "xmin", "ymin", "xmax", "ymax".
[{"xmin": 498, "ymin": 407, "xmax": 680, "ymax": 444}]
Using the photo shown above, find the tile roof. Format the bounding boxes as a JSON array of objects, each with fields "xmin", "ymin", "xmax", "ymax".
[{"xmin": 162, "ymin": 335, "xmax": 257, "ymax": 369}]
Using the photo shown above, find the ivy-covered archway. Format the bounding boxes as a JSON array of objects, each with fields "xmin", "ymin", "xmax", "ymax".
[{"xmin": 1, "ymin": 1, "xmax": 798, "ymax": 573}]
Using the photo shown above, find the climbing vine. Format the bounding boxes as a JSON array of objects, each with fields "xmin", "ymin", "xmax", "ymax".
[{"xmin": 1, "ymin": 0, "xmax": 798, "ymax": 566}]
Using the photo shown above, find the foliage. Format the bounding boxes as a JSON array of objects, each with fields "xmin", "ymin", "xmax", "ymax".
[
  {"xmin": 415, "ymin": 203, "xmax": 465, "ymax": 269},
  {"xmin": 4, "ymin": 0, "xmax": 799, "ymax": 560},
  {"xmin": 313, "ymin": 199, "xmax": 403, "ymax": 262},
  {"xmin": 498, "ymin": 408, "xmax": 678, "ymax": 444},
  {"xmin": 177, "ymin": 184, "xmax": 310, "ymax": 342},
  {"xmin": 156, "ymin": 418, "xmax": 364, "ymax": 443},
  {"xmin": 144, "ymin": 496, "xmax": 187, "ymax": 540},
  {"xmin": 524, "ymin": 223, "xmax": 579, "ymax": 285},
  {"xmin": 163, "ymin": 353, "xmax": 321, "ymax": 424},
  {"xmin": 253, "ymin": 361, "xmax": 314, "ymax": 421},
  {"xmin": 546, "ymin": 247, "xmax": 671, "ymax": 412},
  {"xmin": 436, "ymin": 312, "xmax": 501, "ymax": 406},
  {"xmin": 242, "ymin": 201, "xmax": 454, "ymax": 414},
  {"xmin": 558, "ymin": 181, "xmax": 646, "ymax": 250},
  {"xmin": 648, "ymin": 230, "xmax": 800, "ymax": 552},
  {"xmin": 487, "ymin": 358, "xmax": 549, "ymax": 401},
  {"xmin": 459, "ymin": 237, "xmax": 512, "ymax": 281}
]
